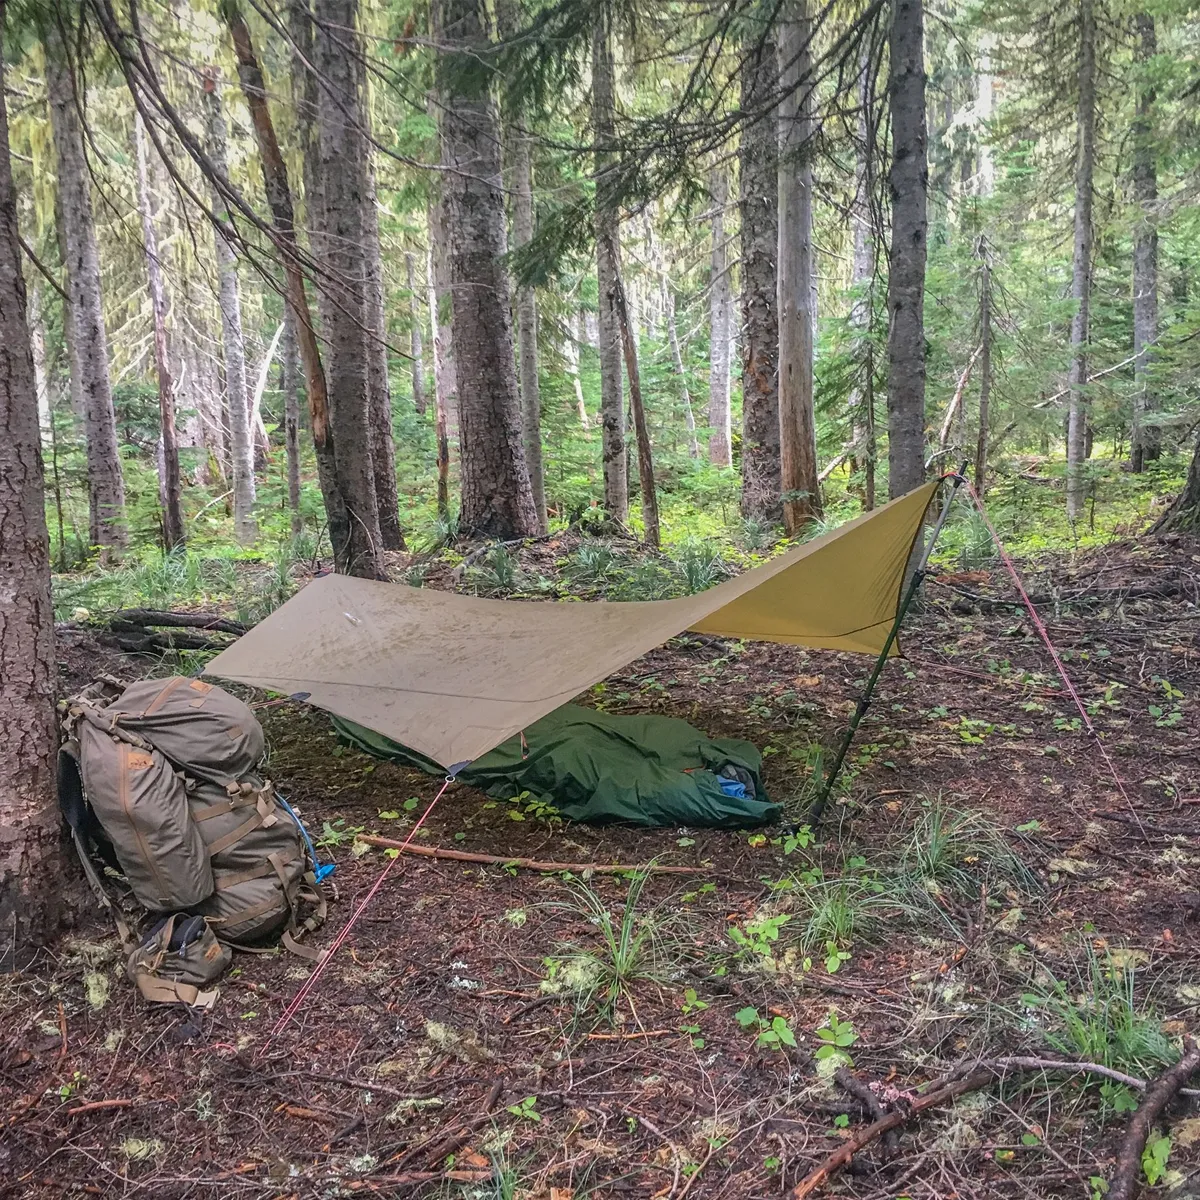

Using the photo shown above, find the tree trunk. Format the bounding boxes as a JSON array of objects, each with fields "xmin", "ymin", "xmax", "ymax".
[
  {"xmin": 1151, "ymin": 430, "xmax": 1200, "ymax": 533},
  {"xmin": 593, "ymin": 4, "xmax": 628, "ymax": 523},
  {"xmin": 975, "ymin": 247, "xmax": 992, "ymax": 493},
  {"xmin": 438, "ymin": 0, "xmax": 540, "ymax": 540},
  {"xmin": 202, "ymin": 73, "xmax": 255, "ymax": 544},
  {"xmin": 666, "ymin": 286, "xmax": 700, "ymax": 459},
  {"xmin": 281, "ymin": 305, "xmax": 303, "ymax": 537},
  {"xmin": 406, "ymin": 251, "xmax": 426, "ymax": 416},
  {"xmin": 132, "ymin": 114, "xmax": 185, "ymax": 551},
  {"xmin": 512, "ymin": 125, "xmax": 548, "ymax": 533},
  {"xmin": 708, "ymin": 164, "xmax": 733, "ymax": 467},
  {"xmin": 224, "ymin": 0, "xmax": 350, "ymax": 568},
  {"xmin": 739, "ymin": 34, "xmax": 781, "ymax": 520},
  {"xmin": 1066, "ymin": 0, "xmax": 1096, "ymax": 521},
  {"xmin": 566, "ymin": 308, "xmax": 591, "ymax": 431},
  {"xmin": 427, "ymin": 243, "xmax": 451, "ymax": 523},
  {"xmin": 777, "ymin": 0, "xmax": 823, "ymax": 534},
  {"xmin": 363, "ymin": 137, "xmax": 404, "ymax": 550},
  {"xmin": 429, "ymin": 99, "xmax": 460, "ymax": 453},
  {"xmin": 310, "ymin": 0, "xmax": 387, "ymax": 577},
  {"xmin": 44, "ymin": 22, "xmax": 126, "ymax": 557},
  {"xmin": 1131, "ymin": 12, "xmax": 1158, "ymax": 472},
  {"xmin": 848, "ymin": 50, "xmax": 877, "ymax": 509},
  {"xmin": 606, "ymin": 233, "xmax": 660, "ymax": 547},
  {"xmin": 0, "ymin": 14, "xmax": 64, "ymax": 961},
  {"xmin": 886, "ymin": 0, "xmax": 929, "ymax": 499}
]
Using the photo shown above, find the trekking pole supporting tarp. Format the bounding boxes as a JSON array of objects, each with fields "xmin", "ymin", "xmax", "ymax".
[{"xmin": 807, "ymin": 465, "xmax": 968, "ymax": 826}]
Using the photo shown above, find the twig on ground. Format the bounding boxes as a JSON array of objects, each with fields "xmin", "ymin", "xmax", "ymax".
[
  {"xmin": 638, "ymin": 1114, "xmax": 682, "ymax": 1199},
  {"xmin": 358, "ymin": 837, "xmax": 706, "ymax": 875},
  {"xmin": 66, "ymin": 1099, "xmax": 135, "ymax": 1116},
  {"xmin": 1108, "ymin": 1038, "xmax": 1200, "ymax": 1200}
]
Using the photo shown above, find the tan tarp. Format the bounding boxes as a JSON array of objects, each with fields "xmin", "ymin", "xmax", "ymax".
[{"xmin": 205, "ymin": 482, "xmax": 938, "ymax": 770}]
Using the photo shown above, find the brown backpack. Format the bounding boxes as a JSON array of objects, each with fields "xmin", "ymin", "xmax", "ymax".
[{"xmin": 59, "ymin": 675, "xmax": 326, "ymax": 993}]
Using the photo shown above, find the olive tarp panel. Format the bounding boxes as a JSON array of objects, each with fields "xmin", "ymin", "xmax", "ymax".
[
  {"xmin": 331, "ymin": 705, "xmax": 778, "ymax": 828},
  {"xmin": 204, "ymin": 482, "xmax": 937, "ymax": 770}
]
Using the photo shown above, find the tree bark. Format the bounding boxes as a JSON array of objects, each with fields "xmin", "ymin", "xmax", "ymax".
[
  {"xmin": 739, "ymin": 33, "xmax": 781, "ymax": 520},
  {"xmin": 566, "ymin": 308, "xmax": 591, "ymax": 431},
  {"xmin": 1131, "ymin": 12, "xmax": 1159, "ymax": 472},
  {"xmin": 777, "ymin": 0, "xmax": 823, "ymax": 534},
  {"xmin": 1151, "ymin": 428, "xmax": 1200, "ymax": 534},
  {"xmin": 848, "ymin": 51, "xmax": 877, "ymax": 509},
  {"xmin": 428, "ymin": 98, "xmax": 460, "ymax": 453},
  {"xmin": 280, "ymin": 305, "xmax": 302, "ymax": 536},
  {"xmin": 975, "ymin": 245, "xmax": 992, "ymax": 493},
  {"xmin": 438, "ymin": 0, "xmax": 540, "ymax": 540},
  {"xmin": 606, "ymin": 233, "xmax": 660, "ymax": 548},
  {"xmin": 44, "ymin": 20, "xmax": 126, "ymax": 556},
  {"xmin": 0, "ymin": 12, "xmax": 64, "ymax": 961},
  {"xmin": 426, "ymin": 243, "xmax": 451, "ymax": 523},
  {"xmin": 886, "ymin": 0, "xmax": 929, "ymax": 499},
  {"xmin": 362, "ymin": 135, "xmax": 404, "ymax": 550},
  {"xmin": 224, "ymin": 0, "xmax": 350, "ymax": 568},
  {"xmin": 202, "ymin": 72, "xmax": 255, "ymax": 544},
  {"xmin": 309, "ymin": 0, "xmax": 387, "ymax": 577},
  {"xmin": 406, "ymin": 251, "xmax": 426, "ymax": 416},
  {"xmin": 132, "ymin": 114, "xmax": 185, "ymax": 551},
  {"xmin": 592, "ymin": 3, "xmax": 628, "ymax": 523},
  {"xmin": 1066, "ymin": 0, "xmax": 1096, "ymax": 521},
  {"xmin": 512, "ymin": 125, "xmax": 548, "ymax": 533},
  {"xmin": 708, "ymin": 164, "xmax": 733, "ymax": 467}
]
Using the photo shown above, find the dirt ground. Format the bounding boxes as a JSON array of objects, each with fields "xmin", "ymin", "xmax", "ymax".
[{"xmin": 3, "ymin": 533, "xmax": 1200, "ymax": 1199}]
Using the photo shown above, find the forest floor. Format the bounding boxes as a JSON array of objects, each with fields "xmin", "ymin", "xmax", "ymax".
[{"xmin": 4, "ymin": 529, "xmax": 1200, "ymax": 1200}]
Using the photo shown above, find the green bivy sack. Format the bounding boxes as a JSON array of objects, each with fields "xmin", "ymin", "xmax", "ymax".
[{"xmin": 332, "ymin": 705, "xmax": 778, "ymax": 828}]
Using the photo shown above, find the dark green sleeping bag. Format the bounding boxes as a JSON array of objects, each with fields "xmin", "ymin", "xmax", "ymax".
[{"xmin": 331, "ymin": 704, "xmax": 778, "ymax": 828}]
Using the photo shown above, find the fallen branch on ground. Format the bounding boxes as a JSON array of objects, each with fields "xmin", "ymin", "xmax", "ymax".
[
  {"xmin": 791, "ymin": 1069, "xmax": 993, "ymax": 1198},
  {"xmin": 66, "ymin": 1099, "xmax": 135, "ymax": 1116},
  {"xmin": 1108, "ymin": 1038, "xmax": 1200, "ymax": 1200},
  {"xmin": 358, "ymin": 837, "xmax": 707, "ymax": 875},
  {"xmin": 834, "ymin": 1067, "xmax": 897, "ymax": 1159}
]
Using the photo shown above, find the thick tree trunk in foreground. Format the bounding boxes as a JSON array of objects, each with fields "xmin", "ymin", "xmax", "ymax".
[
  {"xmin": 975, "ymin": 248, "xmax": 992, "ymax": 492},
  {"xmin": 606, "ymin": 234, "xmax": 660, "ymax": 547},
  {"xmin": 512, "ymin": 127, "xmax": 548, "ymax": 533},
  {"xmin": 45, "ymin": 24, "xmax": 126, "ymax": 556},
  {"xmin": 0, "ymin": 17, "xmax": 64, "ymax": 962},
  {"xmin": 363, "ymin": 146, "xmax": 404, "ymax": 550},
  {"xmin": 1151, "ymin": 431, "xmax": 1200, "ymax": 534},
  {"xmin": 592, "ymin": 6, "xmax": 628, "ymax": 523},
  {"xmin": 1066, "ymin": 0, "xmax": 1097, "ymax": 520},
  {"xmin": 406, "ymin": 251, "xmax": 426, "ymax": 416},
  {"xmin": 438, "ymin": 0, "xmax": 539, "ymax": 540},
  {"xmin": 777, "ymin": 1, "xmax": 823, "ymax": 534},
  {"xmin": 203, "ymin": 74, "xmax": 255, "ymax": 544},
  {"xmin": 708, "ymin": 165, "xmax": 733, "ymax": 467},
  {"xmin": 311, "ymin": 0, "xmax": 387, "ymax": 576},
  {"xmin": 225, "ymin": 0, "xmax": 350, "ymax": 567},
  {"xmin": 886, "ymin": 0, "xmax": 929, "ymax": 499},
  {"xmin": 281, "ymin": 307, "xmax": 303, "ymax": 537},
  {"xmin": 132, "ymin": 113, "xmax": 185, "ymax": 551},
  {"xmin": 739, "ymin": 34, "xmax": 781, "ymax": 520},
  {"xmin": 1131, "ymin": 11, "xmax": 1159, "ymax": 472}
]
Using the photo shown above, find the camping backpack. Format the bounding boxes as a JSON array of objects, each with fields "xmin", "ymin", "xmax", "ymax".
[{"xmin": 58, "ymin": 675, "xmax": 327, "ymax": 1005}]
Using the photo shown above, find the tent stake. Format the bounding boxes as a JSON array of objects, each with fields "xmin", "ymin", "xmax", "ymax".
[{"xmin": 807, "ymin": 466, "xmax": 967, "ymax": 826}]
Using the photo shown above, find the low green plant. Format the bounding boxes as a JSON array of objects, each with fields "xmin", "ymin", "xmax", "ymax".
[
  {"xmin": 675, "ymin": 539, "xmax": 726, "ymax": 594},
  {"xmin": 900, "ymin": 796, "xmax": 1040, "ymax": 898},
  {"xmin": 505, "ymin": 1094, "xmax": 541, "ymax": 1123},
  {"xmin": 814, "ymin": 1012, "xmax": 859, "ymax": 1066},
  {"xmin": 728, "ymin": 912, "xmax": 792, "ymax": 963},
  {"xmin": 1142, "ymin": 1133, "xmax": 1171, "ymax": 1186},
  {"xmin": 1023, "ymin": 945, "xmax": 1177, "ymax": 1086},
  {"xmin": 735, "ymin": 1006, "xmax": 797, "ymax": 1050}
]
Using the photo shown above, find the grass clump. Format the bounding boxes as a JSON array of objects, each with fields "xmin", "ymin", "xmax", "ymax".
[{"xmin": 543, "ymin": 871, "xmax": 683, "ymax": 1021}]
